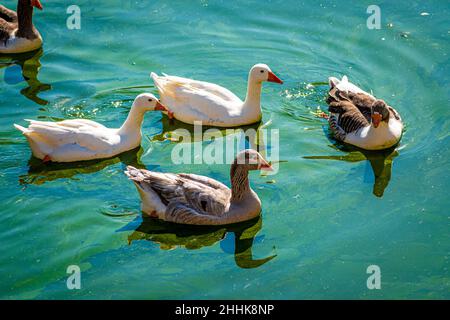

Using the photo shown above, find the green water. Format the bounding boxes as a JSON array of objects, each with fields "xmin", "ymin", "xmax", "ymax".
[{"xmin": 0, "ymin": 0, "xmax": 449, "ymax": 299}]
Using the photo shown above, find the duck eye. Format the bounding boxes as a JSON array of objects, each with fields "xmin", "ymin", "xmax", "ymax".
[
  {"xmin": 148, "ymin": 99, "xmax": 153, "ymax": 102},
  {"xmin": 260, "ymin": 70, "xmax": 264, "ymax": 73}
]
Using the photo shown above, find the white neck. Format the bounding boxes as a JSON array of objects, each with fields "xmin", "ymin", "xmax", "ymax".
[
  {"xmin": 243, "ymin": 75, "xmax": 262, "ymax": 115},
  {"xmin": 118, "ymin": 103, "xmax": 146, "ymax": 135}
]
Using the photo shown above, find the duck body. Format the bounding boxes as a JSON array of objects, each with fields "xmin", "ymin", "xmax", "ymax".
[
  {"xmin": 14, "ymin": 93, "xmax": 169, "ymax": 162},
  {"xmin": 0, "ymin": 0, "xmax": 43, "ymax": 54},
  {"xmin": 151, "ymin": 64, "xmax": 283, "ymax": 127},
  {"xmin": 15, "ymin": 120, "xmax": 132, "ymax": 162},
  {"xmin": 125, "ymin": 149, "xmax": 272, "ymax": 226},
  {"xmin": 343, "ymin": 118, "xmax": 403, "ymax": 150},
  {"xmin": 327, "ymin": 76, "xmax": 403, "ymax": 150},
  {"xmin": 0, "ymin": 31, "xmax": 42, "ymax": 54}
]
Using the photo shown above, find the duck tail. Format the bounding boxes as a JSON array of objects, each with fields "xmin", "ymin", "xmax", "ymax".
[
  {"xmin": 14, "ymin": 124, "xmax": 29, "ymax": 135},
  {"xmin": 150, "ymin": 72, "xmax": 165, "ymax": 94},
  {"xmin": 125, "ymin": 166, "xmax": 146, "ymax": 182},
  {"xmin": 329, "ymin": 76, "xmax": 340, "ymax": 89},
  {"xmin": 150, "ymin": 72, "xmax": 158, "ymax": 81}
]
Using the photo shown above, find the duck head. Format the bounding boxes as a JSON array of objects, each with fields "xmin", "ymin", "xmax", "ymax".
[
  {"xmin": 249, "ymin": 64, "xmax": 283, "ymax": 84},
  {"xmin": 133, "ymin": 93, "xmax": 171, "ymax": 116},
  {"xmin": 234, "ymin": 149, "xmax": 273, "ymax": 171},
  {"xmin": 371, "ymin": 100, "xmax": 390, "ymax": 128}
]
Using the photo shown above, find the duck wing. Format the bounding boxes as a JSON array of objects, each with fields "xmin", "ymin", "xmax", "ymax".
[
  {"xmin": 0, "ymin": 5, "xmax": 17, "ymax": 23},
  {"xmin": 329, "ymin": 89, "xmax": 374, "ymax": 122},
  {"xmin": 0, "ymin": 18, "xmax": 15, "ymax": 45},
  {"xmin": 151, "ymin": 72, "xmax": 243, "ymax": 118},
  {"xmin": 125, "ymin": 167, "xmax": 231, "ymax": 224},
  {"xmin": 328, "ymin": 100, "xmax": 370, "ymax": 135},
  {"xmin": 21, "ymin": 119, "xmax": 116, "ymax": 151}
]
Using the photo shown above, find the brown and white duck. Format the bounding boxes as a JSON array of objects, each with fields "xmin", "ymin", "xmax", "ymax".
[
  {"xmin": 0, "ymin": 0, "xmax": 43, "ymax": 54},
  {"xmin": 327, "ymin": 76, "xmax": 403, "ymax": 150},
  {"xmin": 125, "ymin": 149, "xmax": 272, "ymax": 226}
]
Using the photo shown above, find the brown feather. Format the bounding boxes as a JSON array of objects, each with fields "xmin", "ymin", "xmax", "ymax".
[
  {"xmin": 0, "ymin": 5, "xmax": 18, "ymax": 22},
  {"xmin": 328, "ymin": 101, "xmax": 370, "ymax": 134}
]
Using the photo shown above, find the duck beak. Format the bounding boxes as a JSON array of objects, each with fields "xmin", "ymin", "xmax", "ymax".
[
  {"xmin": 259, "ymin": 159, "xmax": 273, "ymax": 171},
  {"xmin": 372, "ymin": 113, "xmax": 382, "ymax": 128},
  {"xmin": 31, "ymin": 0, "xmax": 43, "ymax": 10},
  {"xmin": 155, "ymin": 101, "xmax": 174, "ymax": 119},
  {"xmin": 155, "ymin": 101, "xmax": 168, "ymax": 112},
  {"xmin": 267, "ymin": 71, "xmax": 283, "ymax": 84}
]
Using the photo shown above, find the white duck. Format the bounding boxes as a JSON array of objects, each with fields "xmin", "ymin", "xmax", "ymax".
[
  {"xmin": 327, "ymin": 76, "xmax": 403, "ymax": 150},
  {"xmin": 0, "ymin": 0, "xmax": 43, "ymax": 54},
  {"xmin": 125, "ymin": 149, "xmax": 272, "ymax": 225},
  {"xmin": 14, "ymin": 93, "xmax": 170, "ymax": 162},
  {"xmin": 151, "ymin": 64, "xmax": 283, "ymax": 127}
]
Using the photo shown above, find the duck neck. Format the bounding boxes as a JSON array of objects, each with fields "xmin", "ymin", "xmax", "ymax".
[
  {"xmin": 17, "ymin": 0, "xmax": 35, "ymax": 38},
  {"xmin": 243, "ymin": 75, "xmax": 262, "ymax": 113},
  {"xmin": 230, "ymin": 163, "xmax": 251, "ymax": 202},
  {"xmin": 118, "ymin": 103, "xmax": 146, "ymax": 136}
]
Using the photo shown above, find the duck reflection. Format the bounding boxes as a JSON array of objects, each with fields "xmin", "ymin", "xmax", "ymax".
[
  {"xmin": 152, "ymin": 116, "xmax": 263, "ymax": 142},
  {"xmin": 304, "ymin": 145, "xmax": 399, "ymax": 197},
  {"xmin": 126, "ymin": 216, "xmax": 276, "ymax": 269},
  {"xmin": 152, "ymin": 117, "xmax": 271, "ymax": 157},
  {"xmin": 19, "ymin": 147, "xmax": 146, "ymax": 186},
  {"xmin": 0, "ymin": 48, "xmax": 51, "ymax": 105}
]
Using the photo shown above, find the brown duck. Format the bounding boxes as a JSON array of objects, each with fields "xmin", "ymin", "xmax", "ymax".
[
  {"xmin": 0, "ymin": 0, "xmax": 43, "ymax": 54},
  {"xmin": 125, "ymin": 149, "xmax": 272, "ymax": 225},
  {"xmin": 326, "ymin": 76, "xmax": 403, "ymax": 150}
]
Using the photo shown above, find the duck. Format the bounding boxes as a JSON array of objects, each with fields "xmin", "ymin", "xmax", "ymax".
[
  {"xmin": 150, "ymin": 63, "xmax": 283, "ymax": 127},
  {"xmin": 14, "ymin": 93, "xmax": 170, "ymax": 163},
  {"xmin": 0, "ymin": 0, "xmax": 43, "ymax": 54},
  {"xmin": 326, "ymin": 76, "xmax": 403, "ymax": 150},
  {"xmin": 125, "ymin": 149, "xmax": 272, "ymax": 225}
]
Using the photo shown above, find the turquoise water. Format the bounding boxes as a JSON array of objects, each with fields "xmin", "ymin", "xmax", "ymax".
[{"xmin": 0, "ymin": 0, "xmax": 449, "ymax": 299}]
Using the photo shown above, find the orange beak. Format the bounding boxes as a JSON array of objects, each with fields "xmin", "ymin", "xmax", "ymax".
[
  {"xmin": 155, "ymin": 101, "xmax": 174, "ymax": 119},
  {"xmin": 267, "ymin": 71, "xmax": 283, "ymax": 84},
  {"xmin": 155, "ymin": 101, "xmax": 168, "ymax": 112},
  {"xmin": 31, "ymin": 0, "xmax": 43, "ymax": 10},
  {"xmin": 372, "ymin": 113, "xmax": 382, "ymax": 128},
  {"xmin": 259, "ymin": 159, "xmax": 273, "ymax": 171}
]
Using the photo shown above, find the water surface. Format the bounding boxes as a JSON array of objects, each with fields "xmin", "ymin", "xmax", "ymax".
[{"xmin": 0, "ymin": 0, "xmax": 449, "ymax": 299}]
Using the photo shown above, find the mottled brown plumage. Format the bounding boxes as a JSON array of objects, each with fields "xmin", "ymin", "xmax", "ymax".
[
  {"xmin": 328, "ymin": 87, "xmax": 374, "ymax": 122},
  {"xmin": 328, "ymin": 100, "xmax": 370, "ymax": 135},
  {"xmin": 0, "ymin": 11, "xmax": 16, "ymax": 44},
  {"xmin": 326, "ymin": 76, "xmax": 404, "ymax": 150}
]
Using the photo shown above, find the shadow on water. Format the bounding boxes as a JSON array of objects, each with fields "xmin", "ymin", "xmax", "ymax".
[
  {"xmin": 124, "ymin": 215, "xmax": 276, "ymax": 269},
  {"xmin": 152, "ymin": 116, "xmax": 263, "ymax": 143},
  {"xmin": 152, "ymin": 117, "xmax": 274, "ymax": 159},
  {"xmin": 304, "ymin": 143, "xmax": 399, "ymax": 198},
  {"xmin": 0, "ymin": 48, "xmax": 51, "ymax": 105},
  {"xmin": 19, "ymin": 147, "xmax": 147, "ymax": 186}
]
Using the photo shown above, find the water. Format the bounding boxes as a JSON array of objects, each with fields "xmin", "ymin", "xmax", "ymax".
[{"xmin": 0, "ymin": 0, "xmax": 449, "ymax": 299}]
